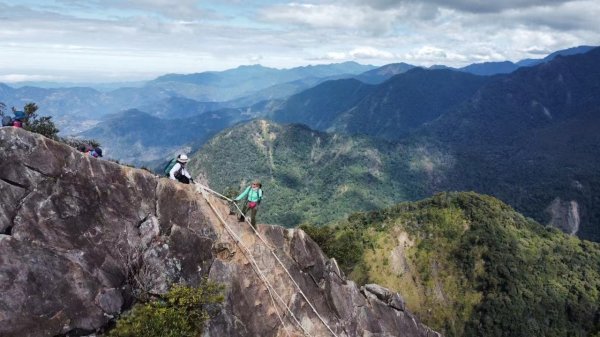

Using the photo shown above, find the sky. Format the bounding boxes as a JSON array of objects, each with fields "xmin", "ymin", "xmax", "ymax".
[{"xmin": 0, "ymin": 0, "xmax": 599, "ymax": 83}]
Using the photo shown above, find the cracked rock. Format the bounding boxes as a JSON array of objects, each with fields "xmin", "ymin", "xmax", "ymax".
[{"xmin": 0, "ymin": 128, "xmax": 438, "ymax": 337}]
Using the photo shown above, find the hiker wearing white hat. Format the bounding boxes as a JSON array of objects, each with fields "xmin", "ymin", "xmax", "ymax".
[{"xmin": 167, "ymin": 154, "xmax": 194, "ymax": 184}]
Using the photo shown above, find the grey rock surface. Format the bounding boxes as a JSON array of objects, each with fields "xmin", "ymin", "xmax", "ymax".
[{"xmin": 0, "ymin": 127, "xmax": 440, "ymax": 337}]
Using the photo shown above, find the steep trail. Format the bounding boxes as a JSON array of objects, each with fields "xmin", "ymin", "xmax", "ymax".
[{"xmin": 197, "ymin": 184, "xmax": 338, "ymax": 336}]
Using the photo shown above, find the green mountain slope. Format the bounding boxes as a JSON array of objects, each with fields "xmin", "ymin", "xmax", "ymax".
[
  {"xmin": 189, "ymin": 48, "xmax": 600, "ymax": 242},
  {"xmin": 413, "ymin": 47, "xmax": 600, "ymax": 241},
  {"xmin": 301, "ymin": 192, "xmax": 600, "ymax": 337},
  {"xmin": 269, "ymin": 68, "xmax": 490, "ymax": 140},
  {"xmin": 187, "ymin": 120, "xmax": 428, "ymax": 226},
  {"xmin": 267, "ymin": 79, "xmax": 375, "ymax": 129},
  {"xmin": 335, "ymin": 68, "xmax": 490, "ymax": 140}
]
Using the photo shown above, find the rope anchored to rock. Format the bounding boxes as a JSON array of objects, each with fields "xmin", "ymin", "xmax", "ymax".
[
  {"xmin": 199, "ymin": 187, "xmax": 310, "ymax": 337},
  {"xmin": 196, "ymin": 184, "xmax": 339, "ymax": 337}
]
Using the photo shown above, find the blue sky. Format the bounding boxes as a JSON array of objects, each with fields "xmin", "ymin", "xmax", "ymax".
[{"xmin": 1, "ymin": 0, "xmax": 599, "ymax": 83}]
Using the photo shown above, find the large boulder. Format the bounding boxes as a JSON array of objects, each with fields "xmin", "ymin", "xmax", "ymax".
[{"xmin": 0, "ymin": 127, "xmax": 440, "ymax": 337}]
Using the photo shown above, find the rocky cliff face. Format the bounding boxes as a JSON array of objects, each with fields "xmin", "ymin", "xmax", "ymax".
[
  {"xmin": 546, "ymin": 197, "xmax": 580, "ymax": 235},
  {"xmin": 0, "ymin": 127, "xmax": 440, "ymax": 337}
]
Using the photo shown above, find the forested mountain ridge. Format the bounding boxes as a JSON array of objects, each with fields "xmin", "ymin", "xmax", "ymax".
[
  {"xmin": 192, "ymin": 47, "xmax": 600, "ymax": 242},
  {"xmin": 270, "ymin": 68, "xmax": 491, "ymax": 140},
  {"xmin": 301, "ymin": 192, "xmax": 600, "ymax": 337},
  {"xmin": 412, "ymin": 47, "xmax": 600, "ymax": 241},
  {"xmin": 332, "ymin": 68, "xmax": 491, "ymax": 140},
  {"xmin": 266, "ymin": 78, "xmax": 376, "ymax": 130},
  {"xmin": 187, "ymin": 120, "xmax": 428, "ymax": 226}
]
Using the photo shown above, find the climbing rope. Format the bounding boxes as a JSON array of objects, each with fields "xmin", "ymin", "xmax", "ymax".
[
  {"xmin": 197, "ymin": 184, "xmax": 339, "ymax": 337},
  {"xmin": 199, "ymin": 187, "xmax": 311, "ymax": 337}
]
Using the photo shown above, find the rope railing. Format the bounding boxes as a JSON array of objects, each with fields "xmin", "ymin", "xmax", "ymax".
[
  {"xmin": 196, "ymin": 184, "xmax": 339, "ymax": 337},
  {"xmin": 198, "ymin": 187, "xmax": 310, "ymax": 337}
]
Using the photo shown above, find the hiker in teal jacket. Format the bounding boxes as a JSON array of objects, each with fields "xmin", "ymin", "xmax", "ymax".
[{"xmin": 234, "ymin": 180, "xmax": 263, "ymax": 228}]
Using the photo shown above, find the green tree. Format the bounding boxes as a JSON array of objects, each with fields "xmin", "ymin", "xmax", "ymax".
[
  {"xmin": 4, "ymin": 101, "xmax": 101, "ymax": 152},
  {"xmin": 13, "ymin": 102, "xmax": 60, "ymax": 139},
  {"xmin": 108, "ymin": 280, "xmax": 225, "ymax": 337}
]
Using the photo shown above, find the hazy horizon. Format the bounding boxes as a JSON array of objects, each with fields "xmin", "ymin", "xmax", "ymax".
[{"xmin": 1, "ymin": 0, "xmax": 599, "ymax": 83}]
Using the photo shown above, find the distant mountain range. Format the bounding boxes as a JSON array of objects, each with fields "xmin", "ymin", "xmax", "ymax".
[
  {"xmin": 0, "ymin": 46, "xmax": 593, "ymax": 136},
  {"xmin": 0, "ymin": 62, "xmax": 375, "ymax": 134},
  {"xmin": 413, "ymin": 47, "xmax": 600, "ymax": 242},
  {"xmin": 73, "ymin": 64, "xmax": 490, "ymax": 165},
  {"xmin": 0, "ymin": 84, "xmax": 175, "ymax": 134},
  {"xmin": 458, "ymin": 45, "xmax": 596, "ymax": 76},
  {"xmin": 349, "ymin": 45, "xmax": 597, "ymax": 83},
  {"xmin": 353, "ymin": 62, "xmax": 416, "ymax": 84},
  {"xmin": 268, "ymin": 68, "xmax": 491, "ymax": 140},
  {"xmin": 189, "ymin": 47, "xmax": 600, "ymax": 243},
  {"xmin": 3, "ymin": 45, "xmax": 600, "ymax": 242},
  {"xmin": 147, "ymin": 62, "xmax": 376, "ymax": 102},
  {"xmin": 79, "ymin": 107, "xmax": 253, "ymax": 166},
  {"xmin": 265, "ymin": 78, "xmax": 375, "ymax": 130}
]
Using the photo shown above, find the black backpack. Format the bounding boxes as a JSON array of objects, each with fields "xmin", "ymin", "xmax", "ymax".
[{"xmin": 2, "ymin": 116, "xmax": 13, "ymax": 127}]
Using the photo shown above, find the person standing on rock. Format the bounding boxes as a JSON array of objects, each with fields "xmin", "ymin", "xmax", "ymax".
[{"xmin": 234, "ymin": 180, "xmax": 263, "ymax": 228}]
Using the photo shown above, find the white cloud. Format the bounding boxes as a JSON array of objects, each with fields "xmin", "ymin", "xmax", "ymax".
[
  {"xmin": 0, "ymin": 74, "xmax": 65, "ymax": 83},
  {"xmin": 0, "ymin": 0, "xmax": 598, "ymax": 82},
  {"xmin": 114, "ymin": 0, "xmax": 212, "ymax": 20},
  {"xmin": 351, "ymin": 47, "xmax": 395, "ymax": 59},
  {"xmin": 353, "ymin": 0, "xmax": 578, "ymax": 13},
  {"xmin": 350, "ymin": 47, "xmax": 395, "ymax": 59},
  {"xmin": 402, "ymin": 46, "xmax": 469, "ymax": 65},
  {"xmin": 503, "ymin": 0, "xmax": 600, "ymax": 31},
  {"xmin": 248, "ymin": 55, "xmax": 263, "ymax": 63},
  {"xmin": 319, "ymin": 52, "xmax": 348, "ymax": 61},
  {"xmin": 55, "ymin": 0, "xmax": 216, "ymax": 21},
  {"xmin": 311, "ymin": 47, "xmax": 396, "ymax": 62},
  {"xmin": 259, "ymin": 3, "xmax": 404, "ymax": 35}
]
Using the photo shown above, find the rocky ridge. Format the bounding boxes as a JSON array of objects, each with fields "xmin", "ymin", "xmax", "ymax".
[{"xmin": 0, "ymin": 127, "xmax": 439, "ymax": 337}]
